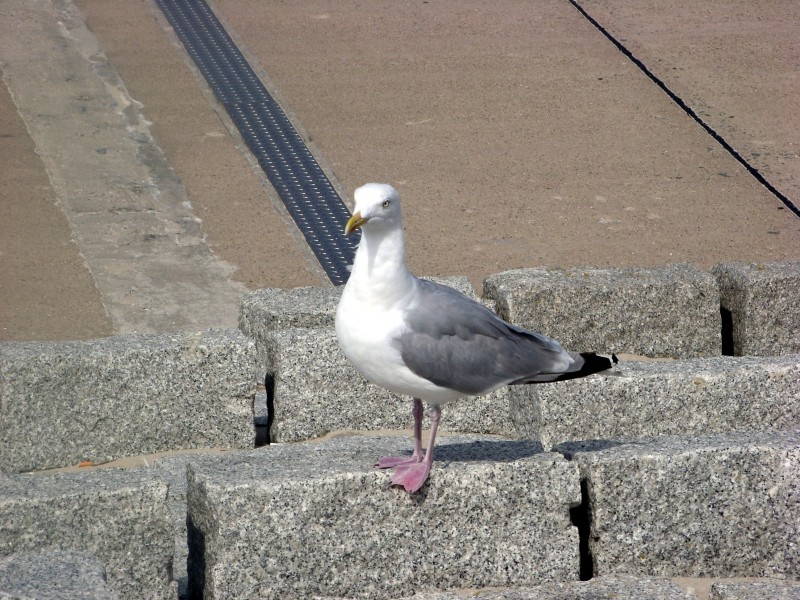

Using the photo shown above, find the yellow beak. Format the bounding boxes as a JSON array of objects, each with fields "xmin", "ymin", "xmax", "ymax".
[{"xmin": 345, "ymin": 211, "xmax": 369, "ymax": 236}]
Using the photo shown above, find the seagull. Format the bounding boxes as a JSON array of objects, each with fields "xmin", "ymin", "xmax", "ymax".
[{"xmin": 335, "ymin": 183, "xmax": 616, "ymax": 493}]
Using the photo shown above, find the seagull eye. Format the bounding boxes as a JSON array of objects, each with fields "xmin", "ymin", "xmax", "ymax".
[{"xmin": 382, "ymin": 200, "xmax": 391, "ymax": 208}]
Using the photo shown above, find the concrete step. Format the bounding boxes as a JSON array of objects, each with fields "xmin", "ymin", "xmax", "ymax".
[
  {"xmin": 0, "ymin": 329, "xmax": 258, "ymax": 473},
  {"xmin": 0, "ymin": 469, "xmax": 175, "ymax": 599},
  {"xmin": 562, "ymin": 429, "xmax": 799, "ymax": 579},
  {"xmin": 185, "ymin": 435, "xmax": 578, "ymax": 599},
  {"xmin": 483, "ymin": 263, "xmax": 720, "ymax": 358},
  {"xmin": 512, "ymin": 354, "xmax": 800, "ymax": 450},
  {"xmin": 713, "ymin": 261, "xmax": 800, "ymax": 356},
  {"xmin": 0, "ymin": 551, "xmax": 119, "ymax": 600}
]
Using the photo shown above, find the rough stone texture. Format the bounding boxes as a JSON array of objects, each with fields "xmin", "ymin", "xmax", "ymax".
[
  {"xmin": 512, "ymin": 355, "xmax": 800, "ymax": 450},
  {"xmin": 186, "ymin": 435, "xmax": 578, "ymax": 599},
  {"xmin": 568, "ymin": 430, "xmax": 800, "ymax": 579},
  {"xmin": 483, "ymin": 264, "xmax": 720, "ymax": 358},
  {"xmin": 710, "ymin": 580, "xmax": 800, "ymax": 600},
  {"xmin": 239, "ymin": 276, "xmax": 481, "ymax": 358},
  {"xmin": 405, "ymin": 574, "xmax": 692, "ymax": 599},
  {"xmin": 263, "ymin": 327, "xmax": 513, "ymax": 442},
  {"xmin": 0, "ymin": 550, "xmax": 118, "ymax": 600},
  {"xmin": 0, "ymin": 470, "xmax": 174, "ymax": 599},
  {"xmin": 0, "ymin": 329, "xmax": 258, "ymax": 473},
  {"xmin": 712, "ymin": 261, "xmax": 800, "ymax": 356}
]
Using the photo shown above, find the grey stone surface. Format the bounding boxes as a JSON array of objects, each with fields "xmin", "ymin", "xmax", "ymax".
[
  {"xmin": 0, "ymin": 470, "xmax": 174, "ymax": 599},
  {"xmin": 483, "ymin": 264, "xmax": 720, "ymax": 358},
  {"xmin": 710, "ymin": 580, "xmax": 800, "ymax": 600},
  {"xmin": 239, "ymin": 276, "xmax": 480, "ymax": 354},
  {"xmin": 263, "ymin": 327, "xmax": 513, "ymax": 442},
  {"xmin": 712, "ymin": 261, "xmax": 800, "ymax": 356},
  {"xmin": 404, "ymin": 574, "xmax": 692, "ymax": 599},
  {"xmin": 0, "ymin": 551, "xmax": 118, "ymax": 600},
  {"xmin": 186, "ymin": 435, "xmax": 578, "ymax": 599},
  {"xmin": 512, "ymin": 354, "xmax": 800, "ymax": 450},
  {"xmin": 0, "ymin": 329, "xmax": 258, "ymax": 473},
  {"xmin": 568, "ymin": 430, "xmax": 800, "ymax": 579}
]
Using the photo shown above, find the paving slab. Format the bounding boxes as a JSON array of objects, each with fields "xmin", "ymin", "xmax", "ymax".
[
  {"xmin": 0, "ymin": 329, "xmax": 257, "ymax": 473},
  {"xmin": 0, "ymin": 551, "xmax": 118, "ymax": 600},
  {"xmin": 262, "ymin": 327, "xmax": 513, "ymax": 443},
  {"xmin": 0, "ymin": 470, "xmax": 174, "ymax": 599},
  {"xmin": 578, "ymin": 0, "xmax": 800, "ymax": 205},
  {"xmin": 0, "ymin": 0, "xmax": 246, "ymax": 334},
  {"xmin": 710, "ymin": 580, "xmax": 800, "ymax": 600},
  {"xmin": 712, "ymin": 261, "xmax": 800, "ymax": 356},
  {"xmin": 511, "ymin": 354, "xmax": 800, "ymax": 450},
  {"xmin": 185, "ymin": 435, "xmax": 578, "ymax": 599},
  {"xmin": 0, "ymin": 64, "xmax": 113, "ymax": 342},
  {"xmin": 484, "ymin": 263, "xmax": 720, "ymax": 358},
  {"xmin": 566, "ymin": 430, "xmax": 800, "ymax": 579},
  {"xmin": 210, "ymin": 0, "xmax": 799, "ymax": 290}
]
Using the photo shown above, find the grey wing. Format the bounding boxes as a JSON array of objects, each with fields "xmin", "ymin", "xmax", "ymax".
[{"xmin": 395, "ymin": 279, "xmax": 574, "ymax": 395}]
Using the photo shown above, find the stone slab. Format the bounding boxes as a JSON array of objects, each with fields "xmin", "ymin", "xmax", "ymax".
[
  {"xmin": 405, "ymin": 574, "xmax": 692, "ymax": 599},
  {"xmin": 185, "ymin": 435, "xmax": 578, "ymax": 599},
  {"xmin": 712, "ymin": 261, "xmax": 800, "ymax": 356},
  {"xmin": 567, "ymin": 430, "xmax": 800, "ymax": 579},
  {"xmin": 0, "ymin": 551, "xmax": 118, "ymax": 600},
  {"xmin": 0, "ymin": 470, "xmax": 174, "ymax": 599},
  {"xmin": 0, "ymin": 329, "xmax": 257, "ymax": 473},
  {"xmin": 239, "ymin": 276, "xmax": 481, "ymax": 349},
  {"xmin": 511, "ymin": 355, "xmax": 800, "ymax": 450},
  {"xmin": 483, "ymin": 264, "xmax": 720, "ymax": 358},
  {"xmin": 710, "ymin": 580, "xmax": 800, "ymax": 600},
  {"xmin": 263, "ymin": 327, "xmax": 513, "ymax": 442}
]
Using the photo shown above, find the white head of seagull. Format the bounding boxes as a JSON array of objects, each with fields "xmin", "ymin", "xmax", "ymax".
[
  {"xmin": 336, "ymin": 183, "xmax": 617, "ymax": 494},
  {"xmin": 345, "ymin": 182, "xmax": 403, "ymax": 236}
]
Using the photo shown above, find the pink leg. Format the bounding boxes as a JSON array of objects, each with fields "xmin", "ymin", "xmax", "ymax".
[
  {"xmin": 391, "ymin": 404, "xmax": 441, "ymax": 493},
  {"xmin": 376, "ymin": 398, "xmax": 424, "ymax": 468}
]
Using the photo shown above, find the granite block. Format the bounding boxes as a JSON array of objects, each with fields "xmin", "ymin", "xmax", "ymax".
[
  {"xmin": 512, "ymin": 355, "xmax": 800, "ymax": 450},
  {"xmin": 405, "ymin": 574, "xmax": 692, "ymax": 599},
  {"xmin": 568, "ymin": 430, "xmax": 800, "ymax": 579},
  {"xmin": 712, "ymin": 261, "xmax": 800, "ymax": 356},
  {"xmin": 710, "ymin": 580, "xmax": 800, "ymax": 600},
  {"xmin": 0, "ymin": 470, "xmax": 174, "ymax": 599},
  {"xmin": 239, "ymin": 276, "xmax": 481, "ymax": 358},
  {"xmin": 264, "ymin": 327, "xmax": 513, "ymax": 442},
  {"xmin": 185, "ymin": 435, "xmax": 579, "ymax": 599},
  {"xmin": 483, "ymin": 264, "xmax": 720, "ymax": 358},
  {"xmin": 0, "ymin": 329, "xmax": 258, "ymax": 473},
  {"xmin": 0, "ymin": 551, "xmax": 118, "ymax": 600}
]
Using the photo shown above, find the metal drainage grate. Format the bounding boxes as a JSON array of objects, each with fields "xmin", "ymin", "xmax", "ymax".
[{"xmin": 155, "ymin": 0, "xmax": 359, "ymax": 285}]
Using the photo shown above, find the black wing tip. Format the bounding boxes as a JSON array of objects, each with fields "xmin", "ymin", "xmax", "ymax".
[{"xmin": 552, "ymin": 351, "xmax": 617, "ymax": 382}]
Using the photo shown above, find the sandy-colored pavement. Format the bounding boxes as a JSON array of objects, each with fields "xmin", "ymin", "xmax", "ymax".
[{"xmin": 1, "ymin": 0, "xmax": 798, "ymax": 340}]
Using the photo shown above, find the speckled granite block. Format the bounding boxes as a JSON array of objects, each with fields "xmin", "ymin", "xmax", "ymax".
[
  {"xmin": 185, "ymin": 435, "xmax": 578, "ymax": 599},
  {"xmin": 483, "ymin": 264, "xmax": 720, "ymax": 358},
  {"xmin": 405, "ymin": 574, "xmax": 692, "ymax": 599},
  {"xmin": 567, "ymin": 430, "xmax": 800, "ymax": 579},
  {"xmin": 0, "ymin": 550, "xmax": 118, "ymax": 600},
  {"xmin": 710, "ymin": 580, "xmax": 800, "ymax": 600},
  {"xmin": 0, "ymin": 470, "xmax": 174, "ymax": 599},
  {"xmin": 0, "ymin": 329, "xmax": 257, "ymax": 473},
  {"xmin": 239, "ymin": 277, "xmax": 480, "ymax": 357},
  {"xmin": 712, "ymin": 261, "xmax": 800, "ymax": 356},
  {"xmin": 512, "ymin": 355, "xmax": 800, "ymax": 450},
  {"xmin": 264, "ymin": 327, "xmax": 513, "ymax": 442}
]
